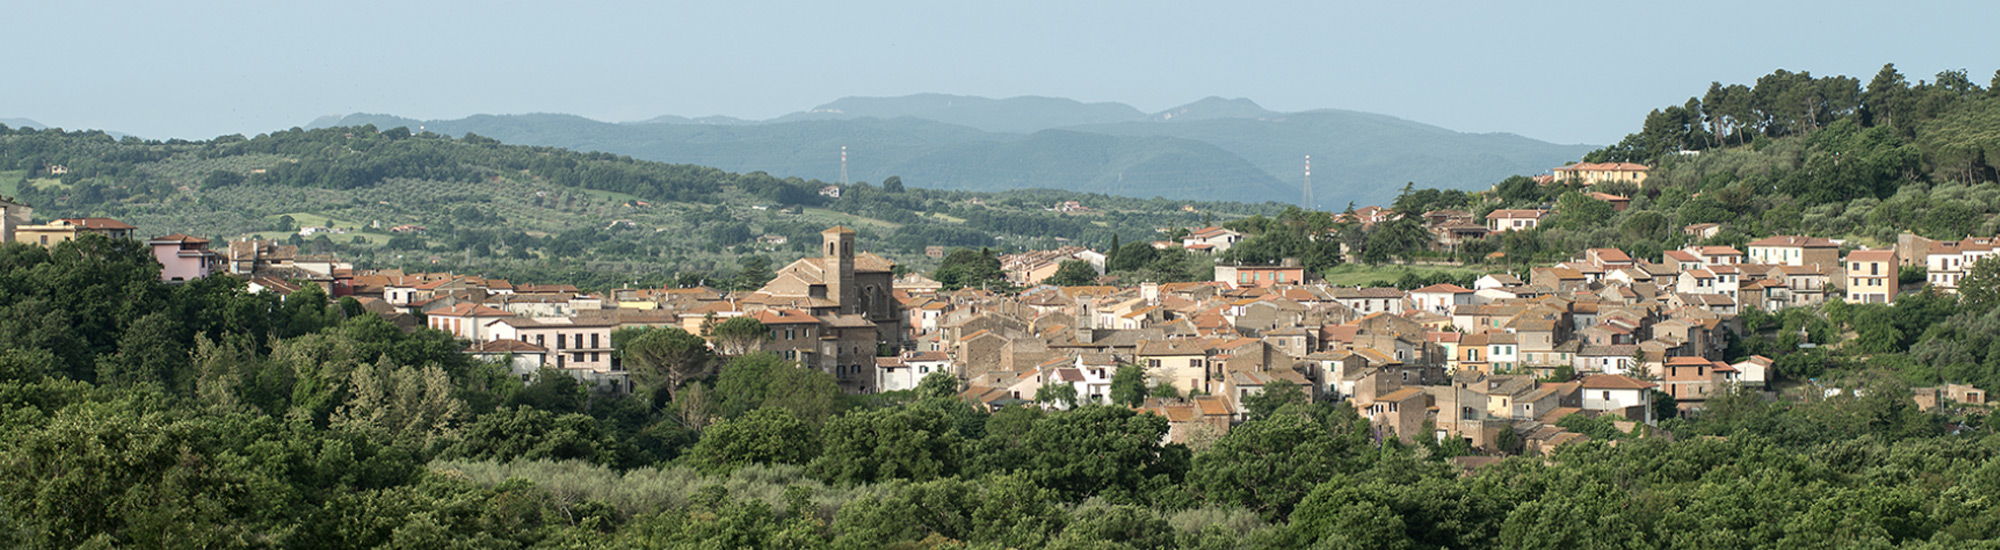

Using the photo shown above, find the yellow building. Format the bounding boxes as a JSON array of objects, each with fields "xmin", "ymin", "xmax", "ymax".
[
  {"xmin": 1552, "ymin": 162, "xmax": 1650, "ymax": 186},
  {"xmin": 15, "ymin": 217, "xmax": 136, "ymax": 246},
  {"xmin": 1845, "ymin": 249, "xmax": 1897, "ymax": 304}
]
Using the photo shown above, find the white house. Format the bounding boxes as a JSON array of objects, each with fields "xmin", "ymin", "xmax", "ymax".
[
  {"xmin": 1730, "ymin": 355, "xmax": 1772, "ymax": 390},
  {"xmin": 876, "ymin": 351, "xmax": 953, "ymax": 393},
  {"xmin": 1580, "ymin": 374, "xmax": 1656, "ymax": 424},
  {"xmin": 1409, "ymin": 283, "xmax": 1476, "ymax": 314}
]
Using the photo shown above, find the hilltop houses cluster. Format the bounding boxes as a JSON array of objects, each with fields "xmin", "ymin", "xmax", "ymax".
[{"xmin": 5, "ymin": 186, "xmax": 1994, "ymax": 454}]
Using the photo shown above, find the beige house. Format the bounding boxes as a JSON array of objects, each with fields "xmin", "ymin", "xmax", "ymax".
[
  {"xmin": 15, "ymin": 217, "xmax": 136, "ymax": 246},
  {"xmin": 1845, "ymin": 249, "xmax": 1897, "ymax": 304},
  {"xmin": 1551, "ymin": 162, "xmax": 1650, "ymax": 186},
  {"xmin": 1746, "ymin": 235, "xmax": 1839, "ymax": 270},
  {"xmin": 1486, "ymin": 209, "xmax": 1548, "ymax": 232},
  {"xmin": 1137, "ymin": 339, "xmax": 1211, "ymax": 396}
]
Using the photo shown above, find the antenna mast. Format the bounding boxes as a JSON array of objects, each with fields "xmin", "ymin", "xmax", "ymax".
[
  {"xmin": 841, "ymin": 145, "xmax": 849, "ymax": 186},
  {"xmin": 1302, "ymin": 155, "xmax": 1314, "ymax": 210}
]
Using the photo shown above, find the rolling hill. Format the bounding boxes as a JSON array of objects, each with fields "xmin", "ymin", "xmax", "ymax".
[{"xmin": 310, "ymin": 95, "xmax": 1597, "ymax": 206}]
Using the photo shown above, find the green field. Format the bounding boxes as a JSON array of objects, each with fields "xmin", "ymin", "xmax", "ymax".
[
  {"xmin": 267, "ymin": 212, "xmax": 365, "ymax": 230},
  {"xmin": 0, "ymin": 171, "xmax": 22, "ymax": 198},
  {"xmin": 802, "ymin": 207, "xmax": 903, "ymax": 229},
  {"xmin": 1319, "ymin": 263, "xmax": 1489, "ymax": 287}
]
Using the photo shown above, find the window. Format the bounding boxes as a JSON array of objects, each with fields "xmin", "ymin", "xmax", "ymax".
[
  {"xmin": 555, "ymin": 334, "xmax": 566, "ymax": 349},
  {"xmin": 590, "ymin": 352, "xmax": 599, "ymax": 362},
  {"xmin": 1602, "ymin": 391, "xmax": 1611, "ymax": 400},
  {"xmin": 590, "ymin": 334, "xmax": 600, "ymax": 348}
]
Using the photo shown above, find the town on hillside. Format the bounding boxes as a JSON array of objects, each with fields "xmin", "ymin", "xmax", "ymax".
[{"xmin": 5, "ymin": 176, "xmax": 1991, "ymax": 458}]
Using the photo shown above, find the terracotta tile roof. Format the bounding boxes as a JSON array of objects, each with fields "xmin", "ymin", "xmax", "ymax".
[
  {"xmin": 1747, "ymin": 235, "xmax": 1837, "ymax": 248},
  {"xmin": 1555, "ymin": 162, "xmax": 1650, "ymax": 172},
  {"xmin": 466, "ymin": 339, "xmax": 546, "ymax": 353},
  {"xmin": 1486, "ymin": 209, "xmax": 1548, "ymax": 220},
  {"xmin": 58, "ymin": 217, "xmax": 136, "ymax": 230},
  {"xmin": 1378, "ymin": 388, "xmax": 1425, "ymax": 402},
  {"xmin": 1137, "ymin": 339, "xmax": 1207, "ymax": 356},
  {"xmin": 431, "ymin": 303, "xmax": 515, "ymax": 318},
  {"xmin": 1412, "ymin": 283, "xmax": 1474, "ymax": 294},
  {"xmin": 751, "ymin": 309, "xmax": 821, "ymax": 325},
  {"xmin": 149, "ymin": 233, "xmax": 210, "ymax": 244},
  {"xmin": 1847, "ymin": 249, "xmax": 1896, "ymax": 262},
  {"xmin": 1589, "ymin": 248, "xmax": 1633, "ymax": 262},
  {"xmin": 1580, "ymin": 374, "xmax": 1657, "ymax": 390}
]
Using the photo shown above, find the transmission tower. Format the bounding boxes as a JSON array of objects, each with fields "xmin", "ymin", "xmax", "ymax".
[
  {"xmin": 1302, "ymin": 155, "xmax": 1314, "ymax": 210},
  {"xmin": 841, "ymin": 145, "xmax": 849, "ymax": 185}
]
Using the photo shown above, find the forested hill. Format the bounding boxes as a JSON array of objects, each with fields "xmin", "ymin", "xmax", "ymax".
[
  {"xmin": 0, "ymin": 123, "xmax": 1285, "ymax": 288},
  {"xmin": 1395, "ymin": 64, "xmax": 2000, "ymax": 274},
  {"xmin": 308, "ymin": 95, "xmax": 1595, "ymax": 207}
]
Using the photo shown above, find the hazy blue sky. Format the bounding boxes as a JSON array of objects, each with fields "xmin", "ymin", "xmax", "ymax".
[{"xmin": 4, "ymin": 1, "xmax": 1992, "ymax": 145}]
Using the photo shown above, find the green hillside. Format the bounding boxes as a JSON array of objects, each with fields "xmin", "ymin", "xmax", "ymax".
[
  {"xmin": 1075, "ymin": 109, "xmax": 1596, "ymax": 207},
  {"xmin": 309, "ymin": 95, "xmax": 1597, "ymax": 207},
  {"xmin": 0, "ymin": 124, "xmax": 1286, "ymax": 288},
  {"xmin": 772, "ymin": 93, "xmax": 1150, "ymax": 133}
]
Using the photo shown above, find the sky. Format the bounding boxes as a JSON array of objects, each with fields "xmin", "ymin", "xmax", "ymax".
[{"xmin": 4, "ymin": 1, "xmax": 1994, "ymax": 145}]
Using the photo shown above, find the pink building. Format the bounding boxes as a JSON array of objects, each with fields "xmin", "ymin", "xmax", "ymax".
[{"xmin": 148, "ymin": 234, "xmax": 220, "ymax": 283}]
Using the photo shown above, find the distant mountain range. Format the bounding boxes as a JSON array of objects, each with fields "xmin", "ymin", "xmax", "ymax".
[
  {"xmin": 0, "ymin": 118, "xmax": 45, "ymax": 129},
  {"xmin": 308, "ymin": 95, "xmax": 1597, "ymax": 206}
]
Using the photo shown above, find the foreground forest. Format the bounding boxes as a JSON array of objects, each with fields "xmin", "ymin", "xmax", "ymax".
[{"xmin": 2, "ymin": 236, "xmax": 1998, "ymax": 548}]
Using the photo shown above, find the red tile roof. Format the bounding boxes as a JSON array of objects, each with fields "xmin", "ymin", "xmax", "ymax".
[
  {"xmin": 58, "ymin": 217, "xmax": 136, "ymax": 230},
  {"xmin": 1580, "ymin": 374, "xmax": 1657, "ymax": 390}
]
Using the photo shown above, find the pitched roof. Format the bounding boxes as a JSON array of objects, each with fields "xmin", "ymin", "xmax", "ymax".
[
  {"xmin": 1555, "ymin": 162, "xmax": 1650, "ymax": 172},
  {"xmin": 1847, "ymin": 249, "xmax": 1896, "ymax": 262},
  {"xmin": 1486, "ymin": 209, "xmax": 1548, "ymax": 220},
  {"xmin": 466, "ymin": 339, "xmax": 547, "ymax": 353},
  {"xmin": 430, "ymin": 303, "xmax": 515, "ymax": 318},
  {"xmin": 1137, "ymin": 339, "xmax": 1206, "ymax": 356},
  {"xmin": 1747, "ymin": 235, "xmax": 1837, "ymax": 248},
  {"xmin": 751, "ymin": 309, "xmax": 821, "ymax": 325},
  {"xmin": 57, "ymin": 217, "xmax": 136, "ymax": 230},
  {"xmin": 149, "ymin": 233, "xmax": 210, "ymax": 244},
  {"xmin": 1412, "ymin": 283, "xmax": 1474, "ymax": 294},
  {"xmin": 1580, "ymin": 374, "xmax": 1657, "ymax": 390}
]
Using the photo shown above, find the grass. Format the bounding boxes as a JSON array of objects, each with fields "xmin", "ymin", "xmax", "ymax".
[
  {"xmin": 802, "ymin": 207, "xmax": 903, "ymax": 229},
  {"xmin": 267, "ymin": 212, "xmax": 365, "ymax": 230},
  {"xmin": 0, "ymin": 171, "xmax": 22, "ymax": 198},
  {"xmin": 572, "ymin": 186, "xmax": 646, "ymax": 205},
  {"xmin": 241, "ymin": 228, "xmax": 394, "ymax": 247},
  {"xmin": 1319, "ymin": 262, "xmax": 1489, "ymax": 287}
]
